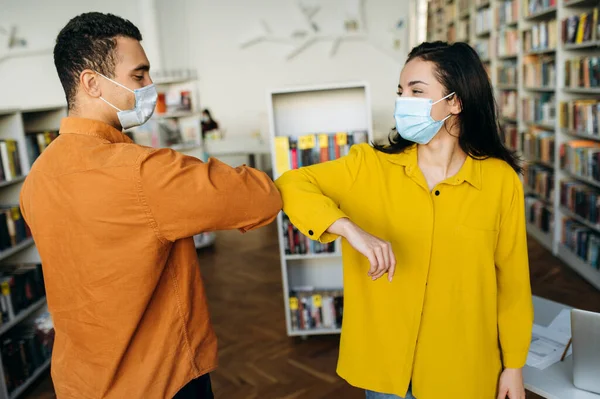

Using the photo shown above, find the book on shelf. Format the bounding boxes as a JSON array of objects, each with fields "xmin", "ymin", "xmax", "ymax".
[
  {"xmin": 560, "ymin": 180, "xmax": 600, "ymax": 226},
  {"xmin": 289, "ymin": 288, "xmax": 343, "ymax": 331},
  {"xmin": 26, "ymin": 131, "xmax": 58, "ymax": 167},
  {"xmin": 523, "ymin": 55, "xmax": 556, "ymax": 88},
  {"xmin": 564, "ymin": 56, "xmax": 600, "ymax": 89},
  {"xmin": 559, "ymin": 140, "xmax": 600, "ymax": 182},
  {"xmin": 525, "ymin": 163, "xmax": 554, "ymax": 202},
  {"xmin": 497, "ymin": 61, "xmax": 518, "ymax": 85},
  {"xmin": 522, "ymin": 94, "xmax": 556, "ymax": 126},
  {"xmin": 499, "ymin": 91, "xmax": 518, "ymax": 119},
  {"xmin": 0, "ymin": 206, "xmax": 31, "ymax": 252},
  {"xmin": 458, "ymin": 18, "xmax": 470, "ymax": 41},
  {"xmin": 496, "ymin": 0, "xmax": 519, "ymax": 25},
  {"xmin": 524, "ymin": 0, "xmax": 556, "ymax": 18},
  {"xmin": 282, "ymin": 214, "xmax": 336, "ymax": 256},
  {"xmin": 2, "ymin": 311, "xmax": 53, "ymax": 394},
  {"xmin": 559, "ymin": 99, "xmax": 600, "ymax": 135},
  {"xmin": 497, "ymin": 28, "xmax": 519, "ymax": 57},
  {"xmin": 476, "ymin": 7, "xmax": 493, "ymax": 34},
  {"xmin": 523, "ymin": 127, "xmax": 555, "ymax": 164},
  {"xmin": 0, "ymin": 264, "xmax": 45, "ymax": 325},
  {"xmin": 525, "ymin": 196, "xmax": 553, "ymax": 234},
  {"xmin": 562, "ymin": 218, "xmax": 600, "ymax": 270},
  {"xmin": 523, "ymin": 19, "xmax": 558, "ymax": 53},
  {"xmin": 0, "ymin": 139, "xmax": 24, "ymax": 183},
  {"xmin": 502, "ymin": 124, "xmax": 520, "ymax": 152},
  {"xmin": 561, "ymin": 7, "xmax": 599, "ymax": 45},
  {"xmin": 474, "ymin": 37, "xmax": 493, "ymax": 60},
  {"xmin": 273, "ymin": 131, "xmax": 368, "ymax": 176}
]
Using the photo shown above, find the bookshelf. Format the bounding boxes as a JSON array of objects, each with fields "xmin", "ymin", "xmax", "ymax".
[
  {"xmin": 0, "ymin": 107, "xmax": 63, "ymax": 398},
  {"xmin": 267, "ymin": 82, "xmax": 374, "ymax": 337},
  {"xmin": 427, "ymin": 0, "xmax": 600, "ymax": 290}
]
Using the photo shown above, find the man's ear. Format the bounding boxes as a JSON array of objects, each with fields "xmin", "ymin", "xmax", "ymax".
[
  {"xmin": 80, "ymin": 70, "xmax": 102, "ymax": 98},
  {"xmin": 449, "ymin": 94, "xmax": 462, "ymax": 115}
]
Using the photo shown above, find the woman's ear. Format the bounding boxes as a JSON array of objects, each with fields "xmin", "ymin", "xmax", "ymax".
[{"xmin": 449, "ymin": 94, "xmax": 462, "ymax": 115}]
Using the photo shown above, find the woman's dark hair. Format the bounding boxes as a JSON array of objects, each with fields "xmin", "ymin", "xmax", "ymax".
[{"xmin": 374, "ymin": 41, "xmax": 522, "ymax": 174}]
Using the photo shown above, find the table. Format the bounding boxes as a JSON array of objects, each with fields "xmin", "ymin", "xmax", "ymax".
[{"xmin": 524, "ymin": 296, "xmax": 600, "ymax": 399}]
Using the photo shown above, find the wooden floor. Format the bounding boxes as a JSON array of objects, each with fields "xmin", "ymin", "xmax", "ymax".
[{"xmin": 23, "ymin": 222, "xmax": 600, "ymax": 399}]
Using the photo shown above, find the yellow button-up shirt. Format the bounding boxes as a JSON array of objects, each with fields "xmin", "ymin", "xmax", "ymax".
[{"xmin": 275, "ymin": 143, "xmax": 533, "ymax": 399}]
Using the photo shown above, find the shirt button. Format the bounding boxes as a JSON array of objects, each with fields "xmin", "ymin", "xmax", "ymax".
[
  {"xmin": 308, "ymin": 230, "xmax": 314, "ymax": 236},
  {"xmin": 435, "ymin": 190, "xmax": 440, "ymax": 196}
]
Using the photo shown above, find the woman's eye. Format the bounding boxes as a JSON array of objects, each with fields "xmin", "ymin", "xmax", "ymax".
[
  {"xmin": 134, "ymin": 75, "xmax": 143, "ymax": 81},
  {"xmin": 397, "ymin": 92, "xmax": 403, "ymax": 96},
  {"xmin": 412, "ymin": 90, "xmax": 423, "ymax": 94}
]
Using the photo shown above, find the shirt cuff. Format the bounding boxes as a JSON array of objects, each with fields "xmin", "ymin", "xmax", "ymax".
[
  {"xmin": 298, "ymin": 208, "xmax": 347, "ymax": 244},
  {"xmin": 502, "ymin": 350, "xmax": 529, "ymax": 369}
]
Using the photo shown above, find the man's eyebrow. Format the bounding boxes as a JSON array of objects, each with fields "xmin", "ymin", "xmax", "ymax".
[
  {"xmin": 398, "ymin": 80, "xmax": 429, "ymax": 89},
  {"xmin": 132, "ymin": 63, "xmax": 150, "ymax": 72}
]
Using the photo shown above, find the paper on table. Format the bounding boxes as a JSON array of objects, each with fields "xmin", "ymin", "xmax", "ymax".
[
  {"xmin": 526, "ymin": 324, "xmax": 571, "ymax": 370},
  {"xmin": 547, "ymin": 309, "xmax": 573, "ymax": 357}
]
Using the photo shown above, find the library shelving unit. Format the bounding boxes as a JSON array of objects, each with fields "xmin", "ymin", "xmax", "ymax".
[
  {"xmin": 427, "ymin": 0, "xmax": 600, "ymax": 290},
  {"xmin": 0, "ymin": 105, "xmax": 66, "ymax": 398},
  {"xmin": 267, "ymin": 82, "xmax": 374, "ymax": 337}
]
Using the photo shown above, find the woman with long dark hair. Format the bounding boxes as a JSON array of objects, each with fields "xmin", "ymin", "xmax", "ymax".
[{"xmin": 275, "ymin": 41, "xmax": 533, "ymax": 399}]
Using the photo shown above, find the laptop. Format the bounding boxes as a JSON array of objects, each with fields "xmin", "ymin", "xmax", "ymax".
[{"xmin": 571, "ymin": 308, "xmax": 600, "ymax": 394}]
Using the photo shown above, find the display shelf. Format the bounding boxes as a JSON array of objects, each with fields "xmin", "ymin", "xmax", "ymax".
[
  {"xmin": 496, "ymin": 85, "xmax": 518, "ymax": 90},
  {"xmin": 0, "ymin": 297, "xmax": 47, "ymax": 336},
  {"xmin": 559, "ymin": 207, "xmax": 600, "ymax": 234},
  {"xmin": 8, "ymin": 358, "xmax": 51, "ymax": 399},
  {"xmin": 288, "ymin": 328, "xmax": 342, "ymax": 337},
  {"xmin": 286, "ymin": 253, "xmax": 341, "ymax": 261},
  {"xmin": 557, "ymin": 245, "xmax": 600, "ymax": 290},
  {"xmin": 524, "ymin": 86, "xmax": 556, "ymax": 92},
  {"xmin": 562, "ymin": 130, "xmax": 600, "ymax": 141},
  {"xmin": 523, "ymin": 6, "xmax": 557, "ymax": 21},
  {"xmin": 562, "ymin": 170, "xmax": 600, "ymax": 190},
  {"xmin": 0, "ymin": 238, "xmax": 35, "ymax": 263},
  {"xmin": 524, "ymin": 48, "xmax": 556, "ymax": 56},
  {"xmin": 564, "ymin": 0, "xmax": 598, "ymax": 7},
  {"xmin": 525, "ymin": 121, "xmax": 555, "ymax": 131},
  {"xmin": 525, "ymin": 188, "xmax": 552, "ymax": 206},
  {"xmin": 563, "ymin": 41, "xmax": 600, "ymax": 50},
  {"xmin": 562, "ymin": 88, "xmax": 600, "ymax": 95},
  {"xmin": 0, "ymin": 176, "xmax": 26, "ymax": 189}
]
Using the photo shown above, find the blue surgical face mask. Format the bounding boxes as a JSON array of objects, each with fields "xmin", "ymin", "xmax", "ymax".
[
  {"xmin": 394, "ymin": 92, "xmax": 455, "ymax": 144},
  {"xmin": 96, "ymin": 72, "xmax": 158, "ymax": 130}
]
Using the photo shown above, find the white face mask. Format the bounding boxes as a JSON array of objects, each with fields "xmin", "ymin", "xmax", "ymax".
[{"xmin": 96, "ymin": 72, "xmax": 158, "ymax": 130}]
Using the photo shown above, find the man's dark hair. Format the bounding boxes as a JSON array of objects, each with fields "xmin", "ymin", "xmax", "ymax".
[{"xmin": 54, "ymin": 12, "xmax": 142, "ymax": 110}]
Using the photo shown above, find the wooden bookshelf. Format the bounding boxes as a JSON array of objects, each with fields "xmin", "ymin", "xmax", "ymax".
[{"xmin": 428, "ymin": 0, "xmax": 600, "ymax": 290}]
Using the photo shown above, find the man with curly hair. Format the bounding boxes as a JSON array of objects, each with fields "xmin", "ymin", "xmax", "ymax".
[{"xmin": 19, "ymin": 12, "xmax": 282, "ymax": 399}]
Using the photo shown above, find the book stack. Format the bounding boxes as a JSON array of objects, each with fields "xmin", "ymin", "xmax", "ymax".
[
  {"xmin": 25, "ymin": 131, "xmax": 58, "ymax": 167},
  {"xmin": 273, "ymin": 131, "xmax": 368, "ymax": 176},
  {"xmin": 523, "ymin": 94, "xmax": 556, "ymax": 125},
  {"xmin": 523, "ymin": 19, "xmax": 558, "ymax": 53},
  {"xmin": 559, "ymin": 140, "xmax": 600, "ymax": 182},
  {"xmin": 0, "ymin": 206, "xmax": 31, "ymax": 252},
  {"xmin": 562, "ymin": 219, "xmax": 600, "ymax": 269},
  {"xmin": 0, "ymin": 265, "xmax": 45, "ymax": 324},
  {"xmin": 282, "ymin": 214, "xmax": 336, "ymax": 256},
  {"xmin": 526, "ymin": 196, "xmax": 554, "ymax": 233},
  {"xmin": 525, "ymin": 164, "xmax": 554, "ymax": 202},
  {"xmin": 497, "ymin": 28, "xmax": 519, "ymax": 56},
  {"xmin": 0, "ymin": 140, "xmax": 23, "ymax": 183},
  {"xmin": 524, "ymin": 0, "xmax": 556, "ymax": 18},
  {"xmin": 561, "ymin": 8, "xmax": 600, "ymax": 46},
  {"xmin": 1, "ymin": 312, "xmax": 54, "ymax": 394},
  {"xmin": 561, "ymin": 180, "xmax": 600, "ymax": 226},
  {"xmin": 559, "ymin": 99, "xmax": 600, "ymax": 135},
  {"xmin": 523, "ymin": 55, "xmax": 556, "ymax": 88},
  {"xmin": 288, "ymin": 288, "xmax": 343, "ymax": 331},
  {"xmin": 523, "ymin": 128, "xmax": 555, "ymax": 164},
  {"xmin": 496, "ymin": 0, "xmax": 519, "ymax": 26},
  {"xmin": 565, "ymin": 56, "xmax": 600, "ymax": 89}
]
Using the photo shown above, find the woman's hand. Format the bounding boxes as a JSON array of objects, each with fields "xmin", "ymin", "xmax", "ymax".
[
  {"xmin": 327, "ymin": 218, "xmax": 396, "ymax": 281},
  {"xmin": 497, "ymin": 368, "xmax": 525, "ymax": 399}
]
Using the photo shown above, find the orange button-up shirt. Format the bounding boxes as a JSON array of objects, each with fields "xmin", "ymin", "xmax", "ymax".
[{"xmin": 19, "ymin": 117, "xmax": 281, "ymax": 399}]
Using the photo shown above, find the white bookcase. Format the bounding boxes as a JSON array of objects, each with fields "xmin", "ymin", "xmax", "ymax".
[
  {"xmin": 0, "ymin": 105, "xmax": 66, "ymax": 399},
  {"xmin": 267, "ymin": 82, "xmax": 374, "ymax": 337},
  {"xmin": 427, "ymin": 0, "xmax": 600, "ymax": 290}
]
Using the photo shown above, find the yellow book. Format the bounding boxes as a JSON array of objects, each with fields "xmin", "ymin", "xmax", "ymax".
[{"xmin": 576, "ymin": 13, "xmax": 587, "ymax": 43}]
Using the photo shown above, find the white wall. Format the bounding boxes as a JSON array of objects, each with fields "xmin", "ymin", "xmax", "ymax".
[
  {"xmin": 1, "ymin": 0, "xmax": 413, "ymax": 141},
  {"xmin": 156, "ymin": 0, "xmax": 412, "ymax": 141},
  {"xmin": 0, "ymin": 0, "xmax": 161, "ymax": 110}
]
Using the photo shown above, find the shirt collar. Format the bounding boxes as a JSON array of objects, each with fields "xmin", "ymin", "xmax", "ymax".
[
  {"xmin": 387, "ymin": 144, "xmax": 482, "ymax": 190},
  {"xmin": 59, "ymin": 117, "xmax": 134, "ymax": 144}
]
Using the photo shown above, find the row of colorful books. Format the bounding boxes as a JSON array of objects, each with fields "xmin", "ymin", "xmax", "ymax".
[
  {"xmin": 0, "ymin": 206, "xmax": 31, "ymax": 252},
  {"xmin": 2, "ymin": 312, "xmax": 53, "ymax": 394},
  {"xmin": 561, "ymin": 180, "xmax": 600, "ymax": 226},
  {"xmin": 0, "ymin": 140, "xmax": 24, "ymax": 183},
  {"xmin": 0, "ymin": 265, "xmax": 45, "ymax": 325},
  {"xmin": 524, "ymin": 164, "xmax": 554, "ymax": 202},
  {"xmin": 560, "ymin": 141, "xmax": 600, "ymax": 182},
  {"xmin": 25, "ymin": 131, "xmax": 58, "ymax": 167},
  {"xmin": 289, "ymin": 288, "xmax": 343, "ymax": 331},
  {"xmin": 522, "ymin": 94, "xmax": 555, "ymax": 127},
  {"xmin": 497, "ymin": 0, "xmax": 519, "ymax": 26},
  {"xmin": 559, "ymin": 100, "xmax": 599, "ymax": 136},
  {"xmin": 562, "ymin": 218, "xmax": 600, "ymax": 270},
  {"xmin": 499, "ymin": 91, "xmax": 518, "ymax": 120},
  {"xmin": 502, "ymin": 124, "xmax": 519, "ymax": 153},
  {"xmin": 273, "ymin": 131, "xmax": 368, "ymax": 176},
  {"xmin": 526, "ymin": 196, "xmax": 554, "ymax": 234},
  {"xmin": 524, "ymin": 0, "xmax": 556, "ymax": 18},
  {"xmin": 561, "ymin": 8, "xmax": 600, "ymax": 45},
  {"xmin": 282, "ymin": 214, "xmax": 336, "ymax": 256},
  {"xmin": 565, "ymin": 56, "xmax": 600, "ymax": 89},
  {"xmin": 523, "ymin": 128, "xmax": 555, "ymax": 164},
  {"xmin": 475, "ymin": 7, "xmax": 493, "ymax": 34},
  {"xmin": 524, "ymin": 55, "xmax": 556, "ymax": 88},
  {"xmin": 497, "ymin": 62, "xmax": 518, "ymax": 86},
  {"xmin": 523, "ymin": 19, "xmax": 558, "ymax": 54}
]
